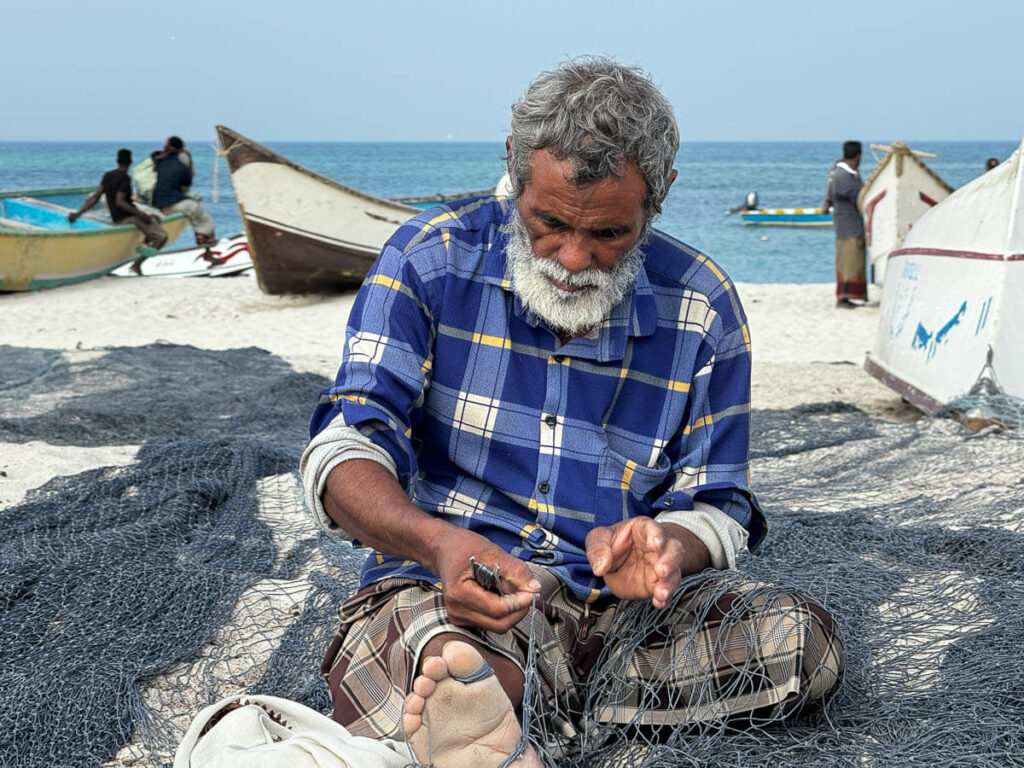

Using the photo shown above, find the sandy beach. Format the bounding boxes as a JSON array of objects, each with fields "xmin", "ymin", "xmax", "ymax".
[{"xmin": 0, "ymin": 274, "xmax": 903, "ymax": 509}]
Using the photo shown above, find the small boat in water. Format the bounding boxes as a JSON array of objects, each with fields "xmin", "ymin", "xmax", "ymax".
[
  {"xmin": 858, "ymin": 143, "xmax": 954, "ymax": 285},
  {"xmin": 216, "ymin": 125, "xmax": 495, "ymax": 294},
  {"xmin": 110, "ymin": 233, "xmax": 252, "ymax": 278},
  {"xmin": 739, "ymin": 206, "xmax": 832, "ymax": 227},
  {"xmin": 865, "ymin": 136, "xmax": 1024, "ymax": 417},
  {"xmin": 0, "ymin": 187, "xmax": 188, "ymax": 291}
]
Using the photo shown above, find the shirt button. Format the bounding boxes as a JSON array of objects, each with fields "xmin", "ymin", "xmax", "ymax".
[
  {"xmin": 545, "ymin": 415, "xmax": 557, "ymax": 427},
  {"xmin": 553, "ymin": 355, "xmax": 565, "ymax": 363},
  {"xmin": 538, "ymin": 481, "xmax": 550, "ymax": 494},
  {"xmin": 664, "ymin": 496, "xmax": 674, "ymax": 507}
]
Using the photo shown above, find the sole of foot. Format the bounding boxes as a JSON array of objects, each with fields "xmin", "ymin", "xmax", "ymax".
[{"xmin": 403, "ymin": 640, "xmax": 542, "ymax": 768}]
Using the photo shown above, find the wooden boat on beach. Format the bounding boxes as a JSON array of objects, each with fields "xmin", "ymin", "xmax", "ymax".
[
  {"xmin": 739, "ymin": 206, "xmax": 832, "ymax": 227},
  {"xmin": 216, "ymin": 125, "xmax": 493, "ymax": 294},
  {"xmin": 0, "ymin": 187, "xmax": 187, "ymax": 291},
  {"xmin": 865, "ymin": 137, "xmax": 1024, "ymax": 416},
  {"xmin": 858, "ymin": 143, "xmax": 954, "ymax": 285}
]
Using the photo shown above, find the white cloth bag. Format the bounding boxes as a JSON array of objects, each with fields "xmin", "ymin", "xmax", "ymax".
[{"xmin": 174, "ymin": 694, "xmax": 415, "ymax": 768}]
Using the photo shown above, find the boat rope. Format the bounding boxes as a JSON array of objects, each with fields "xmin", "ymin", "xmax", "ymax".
[{"xmin": 210, "ymin": 140, "xmax": 231, "ymax": 204}]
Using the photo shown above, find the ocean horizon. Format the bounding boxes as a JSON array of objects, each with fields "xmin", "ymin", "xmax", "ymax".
[{"xmin": 2, "ymin": 139, "xmax": 1018, "ymax": 283}]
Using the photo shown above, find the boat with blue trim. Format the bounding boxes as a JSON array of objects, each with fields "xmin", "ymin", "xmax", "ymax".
[
  {"xmin": 0, "ymin": 187, "xmax": 187, "ymax": 291},
  {"xmin": 866, "ymin": 136, "xmax": 1024, "ymax": 419},
  {"xmin": 739, "ymin": 206, "xmax": 832, "ymax": 227}
]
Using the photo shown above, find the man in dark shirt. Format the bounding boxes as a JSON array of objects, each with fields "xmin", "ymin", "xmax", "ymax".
[
  {"xmin": 151, "ymin": 136, "xmax": 217, "ymax": 250},
  {"xmin": 69, "ymin": 148, "xmax": 169, "ymax": 274}
]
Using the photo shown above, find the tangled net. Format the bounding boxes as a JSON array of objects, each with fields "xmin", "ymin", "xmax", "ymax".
[{"xmin": 0, "ymin": 345, "xmax": 1022, "ymax": 768}]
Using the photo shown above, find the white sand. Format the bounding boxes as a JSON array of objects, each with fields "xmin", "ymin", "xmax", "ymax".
[{"xmin": 0, "ymin": 273, "xmax": 909, "ymax": 509}]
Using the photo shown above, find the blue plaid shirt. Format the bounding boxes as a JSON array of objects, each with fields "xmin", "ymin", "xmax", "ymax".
[{"xmin": 311, "ymin": 195, "xmax": 765, "ymax": 601}]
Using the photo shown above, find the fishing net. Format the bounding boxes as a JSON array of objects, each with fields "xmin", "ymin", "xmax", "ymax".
[
  {"xmin": 1, "ymin": 343, "xmax": 1022, "ymax": 768},
  {"xmin": 943, "ymin": 380, "xmax": 1024, "ymax": 430},
  {"xmin": 942, "ymin": 347, "xmax": 1024, "ymax": 429}
]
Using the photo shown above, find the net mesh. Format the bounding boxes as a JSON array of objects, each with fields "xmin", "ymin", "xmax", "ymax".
[{"xmin": 1, "ymin": 344, "xmax": 1022, "ymax": 768}]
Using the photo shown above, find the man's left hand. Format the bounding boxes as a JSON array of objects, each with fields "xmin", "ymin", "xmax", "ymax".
[{"xmin": 586, "ymin": 517, "xmax": 711, "ymax": 609}]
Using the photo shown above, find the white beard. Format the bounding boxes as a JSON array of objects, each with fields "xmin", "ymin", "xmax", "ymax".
[{"xmin": 504, "ymin": 207, "xmax": 645, "ymax": 336}]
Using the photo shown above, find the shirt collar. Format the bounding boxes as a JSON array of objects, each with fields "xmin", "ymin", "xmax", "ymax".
[
  {"xmin": 837, "ymin": 161, "xmax": 860, "ymax": 177},
  {"xmin": 482, "ymin": 203, "xmax": 658, "ymax": 362}
]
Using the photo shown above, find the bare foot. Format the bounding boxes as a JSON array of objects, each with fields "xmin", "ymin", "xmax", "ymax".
[{"xmin": 403, "ymin": 640, "xmax": 542, "ymax": 768}]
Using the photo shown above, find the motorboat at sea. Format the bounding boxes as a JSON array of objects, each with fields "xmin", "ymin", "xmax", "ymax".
[{"xmin": 739, "ymin": 205, "xmax": 832, "ymax": 227}]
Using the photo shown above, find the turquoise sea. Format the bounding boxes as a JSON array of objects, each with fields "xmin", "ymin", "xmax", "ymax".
[{"xmin": 1, "ymin": 139, "xmax": 1017, "ymax": 283}]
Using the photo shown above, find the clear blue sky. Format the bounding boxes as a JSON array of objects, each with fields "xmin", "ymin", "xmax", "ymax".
[{"xmin": 3, "ymin": 0, "xmax": 1021, "ymax": 142}]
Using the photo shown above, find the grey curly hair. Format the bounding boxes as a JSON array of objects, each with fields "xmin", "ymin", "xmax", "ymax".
[{"xmin": 507, "ymin": 56, "xmax": 679, "ymax": 219}]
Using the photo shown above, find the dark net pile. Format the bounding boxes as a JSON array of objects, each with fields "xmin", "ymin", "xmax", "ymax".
[{"xmin": 1, "ymin": 346, "xmax": 1023, "ymax": 767}]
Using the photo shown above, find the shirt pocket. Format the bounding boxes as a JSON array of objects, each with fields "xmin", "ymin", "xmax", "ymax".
[{"xmin": 595, "ymin": 446, "xmax": 671, "ymax": 526}]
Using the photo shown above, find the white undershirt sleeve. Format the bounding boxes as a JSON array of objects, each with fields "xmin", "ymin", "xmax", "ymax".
[
  {"xmin": 299, "ymin": 417, "xmax": 398, "ymax": 540},
  {"xmin": 654, "ymin": 502, "xmax": 750, "ymax": 570}
]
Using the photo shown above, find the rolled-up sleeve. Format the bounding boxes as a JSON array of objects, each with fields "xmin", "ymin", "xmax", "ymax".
[
  {"xmin": 309, "ymin": 242, "xmax": 437, "ymax": 491},
  {"xmin": 651, "ymin": 288, "xmax": 766, "ymax": 551}
]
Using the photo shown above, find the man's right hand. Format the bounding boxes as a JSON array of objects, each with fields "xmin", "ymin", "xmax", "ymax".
[
  {"xmin": 429, "ymin": 527, "xmax": 541, "ymax": 633},
  {"xmin": 321, "ymin": 459, "xmax": 541, "ymax": 634}
]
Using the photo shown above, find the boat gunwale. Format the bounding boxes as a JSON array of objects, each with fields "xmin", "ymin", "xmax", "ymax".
[
  {"xmin": 864, "ymin": 352, "xmax": 945, "ymax": 414},
  {"xmin": 888, "ymin": 246, "xmax": 1016, "ymax": 262},
  {"xmin": 740, "ymin": 221, "xmax": 832, "ymax": 227},
  {"xmin": 0, "ymin": 186, "xmax": 187, "ymax": 238},
  {"xmin": 216, "ymin": 125, "xmax": 428, "ymax": 216},
  {"xmin": 858, "ymin": 143, "xmax": 955, "ymax": 211}
]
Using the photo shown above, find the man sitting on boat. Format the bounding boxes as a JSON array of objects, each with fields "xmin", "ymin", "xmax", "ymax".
[
  {"xmin": 301, "ymin": 56, "xmax": 844, "ymax": 768},
  {"xmin": 68, "ymin": 148, "xmax": 168, "ymax": 275},
  {"xmin": 822, "ymin": 141, "xmax": 867, "ymax": 307},
  {"xmin": 150, "ymin": 136, "xmax": 218, "ymax": 259}
]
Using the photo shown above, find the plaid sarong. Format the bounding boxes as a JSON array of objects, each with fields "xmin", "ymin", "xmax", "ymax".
[
  {"xmin": 835, "ymin": 235, "xmax": 868, "ymax": 302},
  {"xmin": 321, "ymin": 566, "xmax": 844, "ymax": 742}
]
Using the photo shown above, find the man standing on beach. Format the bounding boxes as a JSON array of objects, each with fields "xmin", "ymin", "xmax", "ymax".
[
  {"xmin": 151, "ymin": 136, "xmax": 218, "ymax": 255},
  {"xmin": 822, "ymin": 141, "xmax": 867, "ymax": 307},
  {"xmin": 302, "ymin": 57, "xmax": 844, "ymax": 767},
  {"xmin": 68, "ymin": 148, "xmax": 168, "ymax": 275}
]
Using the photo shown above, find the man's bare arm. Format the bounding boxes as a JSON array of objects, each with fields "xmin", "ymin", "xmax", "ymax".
[
  {"xmin": 114, "ymin": 190, "xmax": 155, "ymax": 224},
  {"xmin": 67, "ymin": 186, "xmax": 102, "ymax": 223},
  {"xmin": 322, "ymin": 459, "xmax": 540, "ymax": 632}
]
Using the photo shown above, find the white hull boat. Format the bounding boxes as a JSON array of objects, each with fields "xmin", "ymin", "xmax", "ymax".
[
  {"xmin": 865, "ymin": 137, "xmax": 1024, "ymax": 418},
  {"xmin": 216, "ymin": 126, "xmax": 494, "ymax": 295},
  {"xmin": 111, "ymin": 234, "xmax": 252, "ymax": 277},
  {"xmin": 858, "ymin": 142, "xmax": 953, "ymax": 285}
]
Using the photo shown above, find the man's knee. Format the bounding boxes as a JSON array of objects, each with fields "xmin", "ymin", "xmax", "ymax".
[
  {"xmin": 748, "ymin": 588, "xmax": 844, "ymax": 705},
  {"xmin": 797, "ymin": 596, "xmax": 844, "ymax": 702}
]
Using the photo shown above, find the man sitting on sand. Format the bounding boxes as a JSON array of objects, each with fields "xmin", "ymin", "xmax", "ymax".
[
  {"xmin": 68, "ymin": 148, "xmax": 168, "ymax": 275},
  {"xmin": 302, "ymin": 57, "xmax": 844, "ymax": 767}
]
